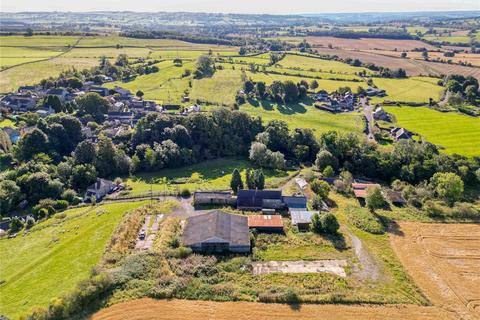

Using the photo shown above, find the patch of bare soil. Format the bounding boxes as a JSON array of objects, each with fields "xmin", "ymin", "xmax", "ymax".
[
  {"xmin": 306, "ymin": 36, "xmax": 438, "ymax": 51},
  {"xmin": 390, "ymin": 222, "xmax": 480, "ymax": 320},
  {"xmin": 252, "ymin": 260, "xmax": 347, "ymax": 277},
  {"xmin": 93, "ymin": 298, "xmax": 456, "ymax": 320}
]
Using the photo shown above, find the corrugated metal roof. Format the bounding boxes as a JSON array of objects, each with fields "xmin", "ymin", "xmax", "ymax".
[
  {"xmin": 290, "ymin": 211, "xmax": 318, "ymax": 225},
  {"xmin": 248, "ymin": 215, "xmax": 283, "ymax": 228}
]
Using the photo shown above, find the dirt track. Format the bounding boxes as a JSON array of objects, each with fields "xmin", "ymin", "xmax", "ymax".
[
  {"xmin": 93, "ymin": 298, "xmax": 455, "ymax": 320},
  {"xmin": 390, "ymin": 222, "xmax": 480, "ymax": 320}
]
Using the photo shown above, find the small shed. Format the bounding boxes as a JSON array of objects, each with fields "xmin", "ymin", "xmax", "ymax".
[
  {"xmin": 352, "ymin": 183, "xmax": 381, "ymax": 199},
  {"xmin": 290, "ymin": 210, "xmax": 319, "ymax": 230},
  {"xmin": 182, "ymin": 211, "xmax": 250, "ymax": 253},
  {"xmin": 295, "ymin": 178, "xmax": 308, "ymax": 189},
  {"xmin": 248, "ymin": 215, "xmax": 284, "ymax": 233},
  {"xmin": 387, "ymin": 190, "xmax": 406, "ymax": 206}
]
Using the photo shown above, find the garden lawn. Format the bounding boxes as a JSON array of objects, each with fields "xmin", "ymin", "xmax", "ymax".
[
  {"xmin": 125, "ymin": 158, "xmax": 296, "ymax": 197},
  {"xmin": 240, "ymin": 101, "xmax": 364, "ymax": 138},
  {"xmin": 385, "ymin": 106, "xmax": 480, "ymax": 157},
  {"xmin": 371, "ymin": 77, "xmax": 444, "ymax": 104},
  {"xmin": 0, "ymin": 201, "xmax": 148, "ymax": 319}
]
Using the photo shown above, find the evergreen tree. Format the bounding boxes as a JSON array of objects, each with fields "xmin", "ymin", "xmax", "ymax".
[
  {"xmin": 254, "ymin": 169, "xmax": 265, "ymax": 190},
  {"xmin": 230, "ymin": 168, "xmax": 243, "ymax": 194},
  {"xmin": 245, "ymin": 168, "xmax": 255, "ymax": 189}
]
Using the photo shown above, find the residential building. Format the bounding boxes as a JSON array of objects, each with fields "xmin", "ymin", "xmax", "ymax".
[
  {"xmin": 182, "ymin": 211, "xmax": 250, "ymax": 253},
  {"xmin": 1, "ymin": 94, "xmax": 37, "ymax": 112},
  {"xmin": 391, "ymin": 127, "xmax": 413, "ymax": 141},
  {"xmin": 84, "ymin": 178, "xmax": 114, "ymax": 201},
  {"xmin": 89, "ymin": 86, "xmax": 110, "ymax": 97}
]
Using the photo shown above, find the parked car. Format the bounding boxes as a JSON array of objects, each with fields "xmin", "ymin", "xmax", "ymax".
[{"xmin": 138, "ymin": 230, "xmax": 146, "ymax": 240}]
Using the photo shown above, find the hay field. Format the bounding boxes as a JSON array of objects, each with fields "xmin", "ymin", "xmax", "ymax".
[
  {"xmin": 190, "ymin": 69, "xmax": 243, "ymax": 105},
  {"xmin": 391, "ymin": 222, "xmax": 480, "ymax": 320},
  {"xmin": 385, "ymin": 106, "xmax": 480, "ymax": 157},
  {"xmin": 93, "ymin": 298, "xmax": 455, "ymax": 320}
]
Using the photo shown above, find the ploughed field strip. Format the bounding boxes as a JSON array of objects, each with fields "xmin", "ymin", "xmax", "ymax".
[
  {"xmin": 252, "ymin": 260, "xmax": 348, "ymax": 277},
  {"xmin": 390, "ymin": 222, "xmax": 480, "ymax": 320}
]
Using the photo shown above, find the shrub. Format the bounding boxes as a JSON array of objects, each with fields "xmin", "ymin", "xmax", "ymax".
[
  {"xmin": 320, "ymin": 213, "xmax": 340, "ymax": 234},
  {"xmin": 9, "ymin": 217, "xmax": 24, "ymax": 233},
  {"xmin": 54, "ymin": 200, "xmax": 69, "ymax": 211},
  {"xmin": 423, "ymin": 200, "xmax": 448, "ymax": 217},
  {"xmin": 322, "ymin": 165, "xmax": 335, "ymax": 178},
  {"xmin": 452, "ymin": 202, "xmax": 479, "ymax": 218},
  {"xmin": 25, "ymin": 216, "xmax": 35, "ymax": 229},
  {"xmin": 311, "ymin": 213, "xmax": 323, "ymax": 233},
  {"xmin": 179, "ymin": 188, "xmax": 191, "ymax": 198},
  {"xmin": 310, "ymin": 179, "xmax": 330, "ymax": 199},
  {"xmin": 61, "ymin": 189, "xmax": 78, "ymax": 204},
  {"xmin": 315, "ymin": 149, "xmax": 338, "ymax": 170},
  {"xmin": 258, "ymin": 287, "xmax": 300, "ymax": 303},
  {"xmin": 310, "ymin": 194, "xmax": 324, "ymax": 210},
  {"xmin": 366, "ymin": 186, "xmax": 388, "ymax": 211}
]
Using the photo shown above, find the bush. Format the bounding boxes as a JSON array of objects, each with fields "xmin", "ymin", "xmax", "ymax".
[
  {"xmin": 452, "ymin": 202, "xmax": 479, "ymax": 218},
  {"xmin": 423, "ymin": 200, "xmax": 448, "ymax": 217},
  {"xmin": 310, "ymin": 194, "xmax": 324, "ymax": 210},
  {"xmin": 366, "ymin": 186, "xmax": 388, "ymax": 211},
  {"xmin": 321, "ymin": 213, "xmax": 340, "ymax": 234},
  {"xmin": 258, "ymin": 287, "xmax": 300, "ymax": 303},
  {"xmin": 311, "ymin": 213, "xmax": 323, "ymax": 233},
  {"xmin": 322, "ymin": 166, "xmax": 335, "ymax": 178},
  {"xmin": 54, "ymin": 200, "xmax": 69, "ymax": 211},
  {"xmin": 310, "ymin": 179, "xmax": 330, "ymax": 199},
  {"xmin": 25, "ymin": 216, "xmax": 35, "ymax": 229},
  {"xmin": 9, "ymin": 217, "xmax": 24, "ymax": 233},
  {"xmin": 61, "ymin": 189, "xmax": 78, "ymax": 204},
  {"xmin": 179, "ymin": 188, "xmax": 191, "ymax": 198}
]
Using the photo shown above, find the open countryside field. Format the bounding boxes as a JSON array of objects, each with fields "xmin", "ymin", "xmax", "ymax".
[
  {"xmin": 391, "ymin": 222, "xmax": 480, "ymax": 320},
  {"xmin": 93, "ymin": 298, "xmax": 455, "ymax": 320},
  {"xmin": 371, "ymin": 77, "xmax": 444, "ymax": 103},
  {"xmin": 313, "ymin": 47, "xmax": 480, "ymax": 80},
  {"xmin": 306, "ymin": 36, "xmax": 439, "ymax": 51},
  {"xmin": 0, "ymin": 201, "xmax": 148, "ymax": 318},
  {"xmin": 190, "ymin": 69, "xmax": 244, "ymax": 105},
  {"xmin": 385, "ymin": 106, "xmax": 480, "ymax": 157},
  {"xmin": 278, "ymin": 54, "xmax": 371, "ymax": 75},
  {"xmin": 239, "ymin": 102, "xmax": 364, "ymax": 138}
]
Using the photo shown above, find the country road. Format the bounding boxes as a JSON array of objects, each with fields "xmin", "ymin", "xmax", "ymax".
[{"xmin": 361, "ymin": 98, "xmax": 376, "ymax": 142}]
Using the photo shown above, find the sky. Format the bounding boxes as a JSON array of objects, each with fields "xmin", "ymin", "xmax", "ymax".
[{"xmin": 1, "ymin": 0, "xmax": 479, "ymax": 14}]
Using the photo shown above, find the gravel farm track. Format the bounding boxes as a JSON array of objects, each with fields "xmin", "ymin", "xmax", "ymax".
[{"xmin": 93, "ymin": 221, "xmax": 480, "ymax": 320}]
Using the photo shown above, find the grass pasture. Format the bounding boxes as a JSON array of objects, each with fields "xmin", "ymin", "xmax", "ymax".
[
  {"xmin": 0, "ymin": 201, "xmax": 149, "ymax": 319},
  {"xmin": 190, "ymin": 69, "xmax": 243, "ymax": 105},
  {"xmin": 385, "ymin": 106, "xmax": 480, "ymax": 157},
  {"xmin": 371, "ymin": 77, "xmax": 444, "ymax": 104},
  {"xmin": 278, "ymin": 54, "xmax": 371, "ymax": 75},
  {"xmin": 239, "ymin": 100, "xmax": 364, "ymax": 138},
  {"xmin": 0, "ymin": 35, "xmax": 80, "ymax": 47}
]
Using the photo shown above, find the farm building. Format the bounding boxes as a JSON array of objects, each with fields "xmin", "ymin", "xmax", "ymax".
[
  {"xmin": 290, "ymin": 211, "xmax": 319, "ymax": 230},
  {"xmin": 193, "ymin": 191, "xmax": 234, "ymax": 206},
  {"xmin": 352, "ymin": 182, "xmax": 381, "ymax": 200},
  {"xmin": 387, "ymin": 190, "xmax": 406, "ymax": 206},
  {"xmin": 391, "ymin": 127, "xmax": 413, "ymax": 141},
  {"xmin": 282, "ymin": 196, "xmax": 307, "ymax": 210},
  {"xmin": 84, "ymin": 178, "xmax": 115, "ymax": 201},
  {"xmin": 182, "ymin": 211, "xmax": 250, "ymax": 253},
  {"xmin": 237, "ymin": 190, "xmax": 283, "ymax": 211},
  {"xmin": 247, "ymin": 215, "xmax": 284, "ymax": 233}
]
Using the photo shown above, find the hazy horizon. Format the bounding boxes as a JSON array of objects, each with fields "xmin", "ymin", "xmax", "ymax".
[{"xmin": 1, "ymin": 0, "xmax": 479, "ymax": 15}]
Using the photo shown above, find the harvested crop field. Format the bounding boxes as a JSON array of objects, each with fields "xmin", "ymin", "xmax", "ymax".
[
  {"xmin": 93, "ymin": 298, "xmax": 455, "ymax": 320},
  {"xmin": 313, "ymin": 47, "xmax": 480, "ymax": 80},
  {"xmin": 390, "ymin": 222, "xmax": 480, "ymax": 320},
  {"xmin": 306, "ymin": 36, "xmax": 438, "ymax": 51}
]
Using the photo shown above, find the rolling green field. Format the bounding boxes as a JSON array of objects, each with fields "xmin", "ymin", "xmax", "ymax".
[
  {"xmin": 125, "ymin": 158, "xmax": 295, "ymax": 197},
  {"xmin": 385, "ymin": 106, "xmax": 480, "ymax": 157},
  {"xmin": 371, "ymin": 77, "xmax": 444, "ymax": 104},
  {"xmin": 0, "ymin": 201, "xmax": 148, "ymax": 319},
  {"xmin": 0, "ymin": 35, "xmax": 80, "ymax": 47},
  {"xmin": 278, "ymin": 54, "xmax": 371, "ymax": 75},
  {"xmin": 422, "ymin": 35, "xmax": 471, "ymax": 44},
  {"xmin": 239, "ymin": 101, "xmax": 364, "ymax": 138},
  {"xmin": 105, "ymin": 60, "xmax": 193, "ymax": 103},
  {"xmin": 190, "ymin": 69, "xmax": 244, "ymax": 105}
]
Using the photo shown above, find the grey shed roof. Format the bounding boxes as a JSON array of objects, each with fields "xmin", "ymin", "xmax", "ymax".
[
  {"xmin": 182, "ymin": 211, "xmax": 249, "ymax": 247},
  {"xmin": 290, "ymin": 211, "xmax": 319, "ymax": 225}
]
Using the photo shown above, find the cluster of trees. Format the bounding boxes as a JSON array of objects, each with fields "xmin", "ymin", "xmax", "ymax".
[
  {"xmin": 311, "ymin": 212, "xmax": 339, "ymax": 235},
  {"xmin": 243, "ymin": 79, "xmax": 309, "ymax": 104},
  {"xmin": 195, "ymin": 54, "xmax": 215, "ymax": 78},
  {"xmin": 230, "ymin": 168, "xmax": 265, "ymax": 194},
  {"xmin": 307, "ymin": 28, "xmax": 414, "ymax": 40},
  {"xmin": 443, "ymin": 74, "xmax": 479, "ymax": 106}
]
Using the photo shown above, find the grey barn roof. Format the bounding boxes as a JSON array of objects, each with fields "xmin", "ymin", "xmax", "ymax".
[
  {"xmin": 237, "ymin": 190, "xmax": 282, "ymax": 209},
  {"xmin": 291, "ymin": 210, "xmax": 319, "ymax": 225},
  {"xmin": 182, "ymin": 211, "xmax": 249, "ymax": 247}
]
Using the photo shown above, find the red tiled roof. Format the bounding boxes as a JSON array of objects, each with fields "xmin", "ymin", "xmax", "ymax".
[
  {"xmin": 353, "ymin": 189, "xmax": 368, "ymax": 198},
  {"xmin": 352, "ymin": 183, "xmax": 381, "ymax": 190},
  {"xmin": 247, "ymin": 215, "xmax": 283, "ymax": 228}
]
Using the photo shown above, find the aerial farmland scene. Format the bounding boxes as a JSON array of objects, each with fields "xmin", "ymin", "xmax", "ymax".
[{"xmin": 0, "ymin": 0, "xmax": 479, "ymax": 319}]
